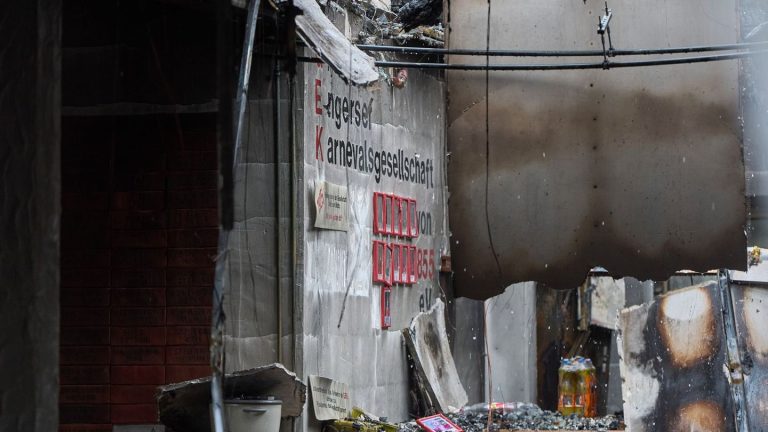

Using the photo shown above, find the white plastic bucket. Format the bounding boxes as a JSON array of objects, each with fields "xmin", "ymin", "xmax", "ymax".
[{"xmin": 214, "ymin": 399, "xmax": 282, "ymax": 432}]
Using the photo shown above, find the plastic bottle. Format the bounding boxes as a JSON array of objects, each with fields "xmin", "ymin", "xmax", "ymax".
[
  {"xmin": 557, "ymin": 358, "xmax": 583, "ymax": 416},
  {"xmin": 582, "ymin": 358, "xmax": 598, "ymax": 418}
]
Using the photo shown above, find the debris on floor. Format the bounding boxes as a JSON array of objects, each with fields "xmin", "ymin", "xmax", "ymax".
[
  {"xmin": 157, "ymin": 363, "xmax": 306, "ymax": 432},
  {"xmin": 322, "ymin": 406, "xmax": 399, "ymax": 432},
  {"xmin": 395, "ymin": 0, "xmax": 442, "ymax": 31},
  {"xmin": 397, "ymin": 409, "xmax": 624, "ymax": 431}
]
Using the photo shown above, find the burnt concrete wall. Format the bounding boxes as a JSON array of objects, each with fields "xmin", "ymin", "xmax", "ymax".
[
  {"xmin": 0, "ymin": 0, "xmax": 61, "ymax": 430},
  {"xmin": 448, "ymin": 0, "xmax": 746, "ymax": 299},
  {"xmin": 484, "ymin": 283, "xmax": 537, "ymax": 403}
]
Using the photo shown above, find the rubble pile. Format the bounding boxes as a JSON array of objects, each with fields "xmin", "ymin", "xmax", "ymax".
[{"xmin": 398, "ymin": 409, "xmax": 623, "ymax": 431}]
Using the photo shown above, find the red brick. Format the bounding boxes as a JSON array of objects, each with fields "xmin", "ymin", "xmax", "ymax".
[
  {"xmin": 111, "ymin": 404, "xmax": 159, "ymax": 424},
  {"xmin": 111, "ymin": 346, "xmax": 165, "ymax": 365},
  {"xmin": 166, "ymin": 365, "xmax": 210, "ymax": 383},
  {"xmin": 168, "ymin": 171, "xmax": 218, "ymax": 190},
  {"xmin": 168, "ymin": 151, "xmax": 217, "ymax": 170},
  {"xmin": 62, "ymin": 192, "xmax": 110, "ymax": 211},
  {"xmin": 111, "ymin": 365, "xmax": 165, "ymax": 385},
  {"xmin": 60, "ymin": 385, "xmax": 110, "ymax": 404},
  {"xmin": 112, "ymin": 230, "xmax": 167, "ymax": 248},
  {"xmin": 62, "ymin": 214, "xmax": 110, "ymax": 237},
  {"xmin": 61, "ymin": 308, "xmax": 109, "ymax": 327},
  {"xmin": 61, "ymin": 268, "xmax": 110, "ymax": 287},
  {"xmin": 112, "ymin": 269, "xmax": 165, "ymax": 287},
  {"xmin": 168, "ymin": 228, "xmax": 219, "ymax": 247},
  {"xmin": 167, "ymin": 268, "xmax": 213, "ymax": 286},
  {"xmin": 168, "ymin": 209, "xmax": 218, "ymax": 228},
  {"xmin": 111, "ymin": 307, "xmax": 166, "ymax": 326},
  {"xmin": 59, "ymin": 424, "xmax": 112, "ymax": 432},
  {"xmin": 61, "ymin": 232, "xmax": 110, "ymax": 250},
  {"xmin": 167, "ymin": 287, "xmax": 212, "ymax": 306},
  {"xmin": 167, "ymin": 307, "xmax": 211, "ymax": 325},
  {"xmin": 60, "ymin": 366, "xmax": 110, "ymax": 385},
  {"xmin": 60, "ymin": 404, "xmax": 110, "ymax": 424},
  {"xmin": 167, "ymin": 248, "xmax": 216, "ymax": 267},
  {"xmin": 60, "ymin": 346, "xmax": 110, "ymax": 365},
  {"xmin": 61, "ymin": 288, "xmax": 109, "ymax": 307},
  {"xmin": 110, "ymin": 210, "xmax": 166, "ymax": 230},
  {"xmin": 166, "ymin": 346, "xmax": 209, "ymax": 365},
  {"xmin": 61, "ymin": 249, "xmax": 110, "ymax": 268},
  {"xmin": 112, "ymin": 191, "xmax": 165, "ymax": 211},
  {"xmin": 168, "ymin": 190, "xmax": 218, "ymax": 209},
  {"xmin": 118, "ymin": 172, "xmax": 166, "ymax": 191},
  {"xmin": 61, "ymin": 327, "xmax": 110, "ymax": 346},
  {"xmin": 61, "ymin": 215, "xmax": 110, "ymax": 250},
  {"xmin": 167, "ymin": 124, "xmax": 216, "ymax": 150},
  {"xmin": 110, "ymin": 385, "xmax": 158, "ymax": 404},
  {"xmin": 111, "ymin": 288, "xmax": 166, "ymax": 307},
  {"xmin": 111, "ymin": 327, "xmax": 166, "ymax": 346},
  {"xmin": 111, "ymin": 248, "xmax": 167, "ymax": 268},
  {"xmin": 167, "ymin": 327, "xmax": 210, "ymax": 345}
]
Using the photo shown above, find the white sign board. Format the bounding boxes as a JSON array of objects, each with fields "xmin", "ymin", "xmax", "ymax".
[
  {"xmin": 309, "ymin": 375, "xmax": 351, "ymax": 421},
  {"xmin": 313, "ymin": 181, "xmax": 348, "ymax": 231}
]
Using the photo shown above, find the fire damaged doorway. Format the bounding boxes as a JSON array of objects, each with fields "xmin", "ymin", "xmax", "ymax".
[{"xmin": 59, "ymin": 1, "xmax": 220, "ymax": 429}]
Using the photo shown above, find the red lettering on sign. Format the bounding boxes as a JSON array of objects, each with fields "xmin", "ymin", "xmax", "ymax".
[
  {"xmin": 373, "ymin": 192, "xmax": 418, "ymax": 238},
  {"xmin": 429, "ymin": 249, "xmax": 435, "ymax": 279},
  {"xmin": 315, "ymin": 125, "xmax": 324, "ymax": 161},
  {"xmin": 314, "ymin": 79, "xmax": 323, "ymax": 115}
]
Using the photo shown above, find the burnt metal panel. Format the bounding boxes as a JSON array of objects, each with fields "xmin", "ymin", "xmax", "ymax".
[
  {"xmin": 619, "ymin": 282, "xmax": 734, "ymax": 431},
  {"xmin": 447, "ymin": 0, "xmax": 746, "ymax": 299}
]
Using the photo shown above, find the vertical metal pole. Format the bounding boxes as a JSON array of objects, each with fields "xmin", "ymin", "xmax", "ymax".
[
  {"xmin": 718, "ymin": 269, "xmax": 750, "ymax": 432},
  {"xmin": 234, "ymin": 0, "xmax": 262, "ymax": 170},
  {"xmin": 212, "ymin": 1, "xmax": 260, "ymax": 431}
]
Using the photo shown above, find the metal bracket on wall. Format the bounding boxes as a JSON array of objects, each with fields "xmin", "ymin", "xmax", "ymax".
[
  {"xmin": 718, "ymin": 269, "xmax": 751, "ymax": 432},
  {"xmin": 597, "ymin": 1, "xmax": 614, "ymax": 67}
]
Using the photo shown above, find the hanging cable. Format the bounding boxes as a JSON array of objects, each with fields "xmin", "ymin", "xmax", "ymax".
[
  {"xmin": 356, "ymin": 40, "xmax": 768, "ymax": 57},
  {"xmin": 370, "ymin": 49, "xmax": 768, "ymax": 70}
]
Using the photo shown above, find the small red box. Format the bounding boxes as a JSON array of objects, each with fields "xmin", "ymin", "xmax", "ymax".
[{"xmin": 415, "ymin": 414, "xmax": 464, "ymax": 432}]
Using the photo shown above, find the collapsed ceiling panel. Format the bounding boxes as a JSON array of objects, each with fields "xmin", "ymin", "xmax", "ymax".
[{"xmin": 447, "ymin": 0, "xmax": 747, "ymax": 299}]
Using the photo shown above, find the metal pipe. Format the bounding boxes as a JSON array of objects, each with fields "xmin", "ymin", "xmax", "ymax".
[
  {"xmin": 356, "ymin": 40, "xmax": 768, "ymax": 57},
  {"xmin": 234, "ymin": 0, "xmax": 262, "ymax": 170},
  {"xmin": 212, "ymin": 1, "xmax": 260, "ymax": 430},
  {"xmin": 370, "ymin": 49, "xmax": 768, "ymax": 70},
  {"xmin": 718, "ymin": 270, "xmax": 750, "ymax": 432}
]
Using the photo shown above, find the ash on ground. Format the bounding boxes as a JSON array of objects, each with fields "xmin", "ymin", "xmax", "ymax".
[{"xmin": 398, "ymin": 408, "xmax": 623, "ymax": 431}]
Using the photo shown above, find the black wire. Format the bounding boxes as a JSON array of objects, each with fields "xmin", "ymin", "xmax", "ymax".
[
  {"xmin": 483, "ymin": 0, "xmax": 503, "ymax": 287},
  {"xmin": 371, "ymin": 49, "xmax": 768, "ymax": 70},
  {"xmin": 356, "ymin": 39, "xmax": 768, "ymax": 57}
]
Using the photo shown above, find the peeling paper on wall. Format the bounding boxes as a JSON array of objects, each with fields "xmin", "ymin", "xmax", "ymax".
[{"xmin": 295, "ymin": 0, "xmax": 379, "ymax": 86}]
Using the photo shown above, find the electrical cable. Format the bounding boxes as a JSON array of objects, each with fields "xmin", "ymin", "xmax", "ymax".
[
  {"xmin": 295, "ymin": 48, "xmax": 768, "ymax": 70},
  {"xmin": 372, "ymin": 48, "xmax": 768, "ymax": 70},
  {"xmin": 356, "ymin": 39, "xmax": 768, "ymax": 57}
]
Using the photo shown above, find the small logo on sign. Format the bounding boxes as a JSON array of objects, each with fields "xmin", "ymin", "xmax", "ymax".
[{"xmin": 316, "ymin": 186, "xmax": 325, "ymax": 210}]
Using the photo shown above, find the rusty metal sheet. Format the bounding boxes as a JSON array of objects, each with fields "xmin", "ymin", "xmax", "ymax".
[
  {"xmin": 447, "ymin": 0, "xmax": 746, "ymax": 298},
  {"xmin": 618, "ymin": 281, "xmax": 734, "ymax": 431}
]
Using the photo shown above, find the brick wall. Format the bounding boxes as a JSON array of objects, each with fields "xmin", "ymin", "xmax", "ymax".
[{"xmin": 60, "ymin": 114, "xmax": 217, "ymax": 429}]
